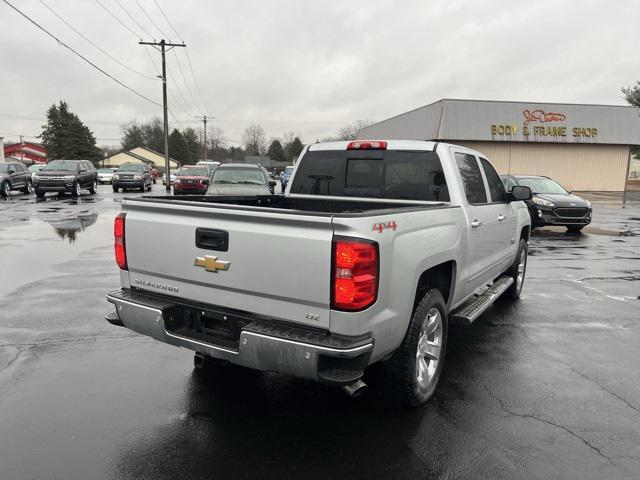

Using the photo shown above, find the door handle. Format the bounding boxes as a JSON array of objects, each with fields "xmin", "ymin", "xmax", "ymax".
[
  {"xmin": 497, "ymin": 214, "xmax": 505, "ymax": 222},
  {"xmin": 471, "ymin": 220, "xmax": 483, "ymax": 228}
]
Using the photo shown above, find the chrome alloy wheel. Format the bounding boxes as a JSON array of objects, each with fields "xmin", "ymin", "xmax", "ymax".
[
  {"xmin": 75, "ymin": 182, "xmax": 81, "ymax": 196},
  {"xmin": 2, "ymin": 182, "xmax": 9, "ymax": 197},
  {"xmin": 416, "ymin": 307, "xmax": 443, "ymax": 389},
  {"xmin": 516, "ymin": 247, "xmax": 527, "ymax": 293}
]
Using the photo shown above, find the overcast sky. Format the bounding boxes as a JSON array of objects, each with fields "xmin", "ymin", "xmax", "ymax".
[{"xmin": 1, "ymin": 0, "xmax": 639, "ymax": 148}]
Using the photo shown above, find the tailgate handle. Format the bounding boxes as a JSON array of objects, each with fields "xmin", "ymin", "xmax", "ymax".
[{"xmin": 196, "ymin": 228, "xmax": 229, "ymax": 251}]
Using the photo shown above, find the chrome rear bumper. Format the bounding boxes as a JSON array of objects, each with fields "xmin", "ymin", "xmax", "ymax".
[{"xmin": 106, "ymin": 289, "xmax": 373, "ymax": 383}]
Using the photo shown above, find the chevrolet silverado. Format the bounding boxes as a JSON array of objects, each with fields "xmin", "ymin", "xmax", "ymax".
[{"xmin": 106, "ymin": 140, "xmax": 532, "ymax": 406}]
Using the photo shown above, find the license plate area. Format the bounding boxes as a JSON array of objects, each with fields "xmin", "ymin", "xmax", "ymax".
[{"xmin": 164, "ymin": 304, "xmax": 249, "ymax": 351}]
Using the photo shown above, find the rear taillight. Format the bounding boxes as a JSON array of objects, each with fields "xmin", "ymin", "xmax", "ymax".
[
  {"xmin": 114, "ymin": 213, "xmax": 127, "ymax": 270},
  {"xmin": 331, "ymin": 237, "xmax": 378, "ymax": 311},
  {"xmin": 347, "ymin": 140, "xmax": 387, "ymax": 150}
]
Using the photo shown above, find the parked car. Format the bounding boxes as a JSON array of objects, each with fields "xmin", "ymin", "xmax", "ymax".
[
  {"xmin": 280, "ymin": 165, "xmax": 294, "ymax": 192},
  {"xmin": 28, "ymin": 164, "xmax": 45, "ymax": 179},
  {"xmin": 97, "ymin": 168, "xmax": 117, "ymax": 184},
  {"xmin": 34, "ymin": 159, "xmax": 97, "ymax": 197},
  {"xmin": 501, "ymin": 174, "xmax": 592, "ymax": 232},
  {"xmin": 0, "ymin": 161, "xmax": 33, "ymax": 197},
  {"xmin": 173, "ymin": 166, "xmax": 210, "ymax": 195},
  {"xmin": 106, "ymin": 140, "xmax": 532, "ymax": 406},
  {"xmin": 207, "ymin": 163, "xmax": 275, "ymax": 196},
  {"xmin": 112, "ymin": 163, "xmax": 152, "ymax": 192},
  {"xmin": 196, "ymin": 161, "xmax": 221, "ymax": 170},
  {"xmin": 162, "ymin": 170, "xmax": 178, "ymax": 186}
]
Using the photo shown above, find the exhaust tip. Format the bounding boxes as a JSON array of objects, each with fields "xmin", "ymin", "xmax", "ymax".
[
  {"xmin": 194, "ymin": 353, "xmax": 206, "ymax": 369},
  {"xmin": 342, "ymin": 379, "xmax": 368, "ymax": 398}
]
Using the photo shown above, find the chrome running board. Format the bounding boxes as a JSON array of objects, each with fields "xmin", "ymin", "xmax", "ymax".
[{"xmin": 451, "ymin": 276, "xmax": 513, "ymax": 326}]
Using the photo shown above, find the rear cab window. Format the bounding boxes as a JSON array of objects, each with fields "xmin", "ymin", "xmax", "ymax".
[{"xmin": 290, "ymin": 149, "xmax": 450, "ymax": 202}]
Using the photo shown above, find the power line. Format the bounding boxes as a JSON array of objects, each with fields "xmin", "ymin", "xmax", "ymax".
[
  {"xmin": 152, "ymin": 0, "xmax": 208, "ymax": 115},
  {"xmin": 94, "ymin": 0, "xmax": 139, "ymax": 39},
  {"xmin": 134, "ymin": 0, "xmax": 169, "ymax": 40},
  {"xmin": 152, "ymin": 0, "xmax": 182, "ymax": 41},
  {"xmin": 113, "ymin": 0, "xmax": 155, "ymax": 40},
  {"xmin": 172, "ymin": 49, "xmax": 202, "ymax": 116},
  {"xmin": 166, "ymin": 64, "xmax": 197, "ymax": 117},
  {"xmin": 185, "ymin": 49, "xmax": 208, "ymax": 115},
  {"xmin": 39, "ymin": 0, "xmax": 155, "ymax": 80},
  {"xmin": 1, "ymin": 0, "xmax": 161, "ymax": 107}
]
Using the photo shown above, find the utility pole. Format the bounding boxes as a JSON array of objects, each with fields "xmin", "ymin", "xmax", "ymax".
[
  {"xmin": 139, "ymin": 39, "xmax": 186, "ymax": 192},
  {"xmin": 195, "ymin": 115, "xmax": 212, "ymax": 161}
]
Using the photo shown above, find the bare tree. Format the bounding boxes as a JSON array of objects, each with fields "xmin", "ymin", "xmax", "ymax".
[
  {"xmin": 242, "ymin": 124, "xmax": 267, "ymax": 155},
  {"xmin": 208, "ymin": 126, "xmax": 227, "ymax": 151},
  {"xmin": 335, "ymin": 120, "xmax": 374, "ymax": 141}
]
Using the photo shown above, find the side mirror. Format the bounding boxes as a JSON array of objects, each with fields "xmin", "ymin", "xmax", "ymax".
[
  {"xmin": 269, "ymin": 180, "xmax": 276, "ymax": 187},
  {"xmin": 509, "ymin": 185, "xmax": 532, "ymax": 201}
]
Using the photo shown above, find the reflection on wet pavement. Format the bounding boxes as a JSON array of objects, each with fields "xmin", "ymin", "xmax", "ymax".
[{"xmin": 0, "ymin": 186, "xmax": 639, "ymax": 479}]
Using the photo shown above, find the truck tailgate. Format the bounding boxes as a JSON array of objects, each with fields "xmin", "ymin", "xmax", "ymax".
[{"xmin": 122, "ymin": 200, "xmax": 333, "ymax": 329}]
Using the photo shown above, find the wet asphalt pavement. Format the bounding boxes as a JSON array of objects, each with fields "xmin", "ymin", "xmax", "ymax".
[{"xmin": 0, "ymin": 186, "xmax": 639, "ymax": 480}]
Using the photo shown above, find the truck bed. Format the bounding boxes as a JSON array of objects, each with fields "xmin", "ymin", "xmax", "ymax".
[{"xmin": 130, "ymin": 194, "xmax": 447, "ymax": 216}]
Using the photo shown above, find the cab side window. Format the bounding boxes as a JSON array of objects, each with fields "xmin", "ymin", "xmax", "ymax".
[
  {"xmin": 479, "ymin": 158, "xmax": 506, "ymax": 203},
  {"xmin": 454, "ymin": 152, "xmax": 487, "ymax": 204}
]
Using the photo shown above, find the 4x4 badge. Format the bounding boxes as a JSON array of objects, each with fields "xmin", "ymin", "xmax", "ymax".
[{"xmin": 194, "ymin": 255, "xmax": 230, "ymax": 273}]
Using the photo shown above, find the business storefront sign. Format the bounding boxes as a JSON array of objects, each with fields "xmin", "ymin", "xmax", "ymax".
[{"xmin": 491, "ymin": 109, "xmax": 598, "ymax": 140}]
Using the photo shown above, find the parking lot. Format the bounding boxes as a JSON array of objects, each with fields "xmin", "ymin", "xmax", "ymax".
[{"xmin": 0, "ymin": 185, "xmax": 639, "ymax": 479}]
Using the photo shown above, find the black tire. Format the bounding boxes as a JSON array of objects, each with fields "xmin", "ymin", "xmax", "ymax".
[
  {"xmin": 89, "ymin": 179, "xmax": 97, "ymax": 194},
  {"xmin": 71, "ymin": 181, "xmax": 81, "ymax": 197},
  {"xmin": 153, "ymin": 178, "xmax": 157, "ymax": 184},
  {"xmin": 35, "ymin": 189, "xmax": 45, "ymax": 198},
  {"xmin": 505, "ymin": 238, "xmax": 528, "ymax": 299},
  {"xmin": 567, "ymin": 226, "xmax": 584, "ymax": 233},
  {"xmin": 139, "ymin": 182, "xmax": 145, "ymax": 192},
  {"xmin": 22, "ymin": 180, "xmax": 34, "ymax": 194},
  {"xmin": 386, "ymin": 288, "xmax": 448, "ymax": 407},
  {"xmin": 0, "ymin": 181, "xmax": 10, "ymax": 197},
  {"xmin": 113, "ymin": 186, "xmax": 119, "ymax": 193}
]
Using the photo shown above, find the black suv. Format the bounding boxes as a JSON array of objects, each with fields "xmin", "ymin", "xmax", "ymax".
[
  {"xmin": 34, "ymin": 160, "xmax": 98, "ymax": 197},
  {"xmin": 501, "ymin": 174, "xmax": 592, "ymax": 232},
  {"xmin": 112, "ymin": 163, "xmax": 152, "ymax": 192},
  {"xmin": 0, "ymin": 161, "xmax": 34, "ymax": 197}
]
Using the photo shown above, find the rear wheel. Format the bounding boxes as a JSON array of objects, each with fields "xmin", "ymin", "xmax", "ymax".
[
  {"xmin": 89, "ymin": 179, "xmax": 97, "ymax": 194},
  {"xmin": 139, "ymin": 182, "xmax": 145, "ymax": 192},
  {"xmin": 567, "ymin": 225, "xmax": 584, "ymax": 233},
  {"xmin": 505, "ymin": 238, "xmax": 528, "ymax": 299},
  {"xmin": 386, "ymin": 288, "xmax": 448, "ymax": 407},
  {"xmin": 35, "ymin": 189, "xmax": 45, "ymax": 198},
  {"xmin": 23, "ymin": 180, "xmax": 34, "ymax": 194},
  {"xmin": 0, "ymin": 181, "xmax": 10, "ymax": 197},
  {"xmin": 112, "ymin": 186, "xmax": 119, "ymax": 193}
]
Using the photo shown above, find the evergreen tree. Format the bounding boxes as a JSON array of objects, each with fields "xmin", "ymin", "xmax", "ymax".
[
  {"xmin": 168, "ymin": 129, "xmax": 188, "ymax": 163},
  {"xmin": 182, "ymin": 127, "xmax": 201, "ymax": 164},
  {"xmin": 267, "ymin": 139, "xmax": 286, "ymax": 163},
  {"xmin": 40, "ymin": 101, "xmax": 101, "ymax": 163},
  {"xmin": 285, "ymin": 137, "xmax": 304, "ymax": 162}
]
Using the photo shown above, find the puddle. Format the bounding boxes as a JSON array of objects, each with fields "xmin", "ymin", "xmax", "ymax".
[{"xmin": 584, "ymin": 227, "xmax": 637, "ymax": 237}]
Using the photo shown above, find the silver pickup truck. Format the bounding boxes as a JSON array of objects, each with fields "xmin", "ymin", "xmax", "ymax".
[{"xmin": 106, "ymin": 140, "xmax": 532, "ymax": 406}]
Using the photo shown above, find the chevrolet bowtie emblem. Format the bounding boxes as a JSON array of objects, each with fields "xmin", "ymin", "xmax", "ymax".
[{"xmin": 194, "ymin": 255, "xmax": 230, "ymax": 273}]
